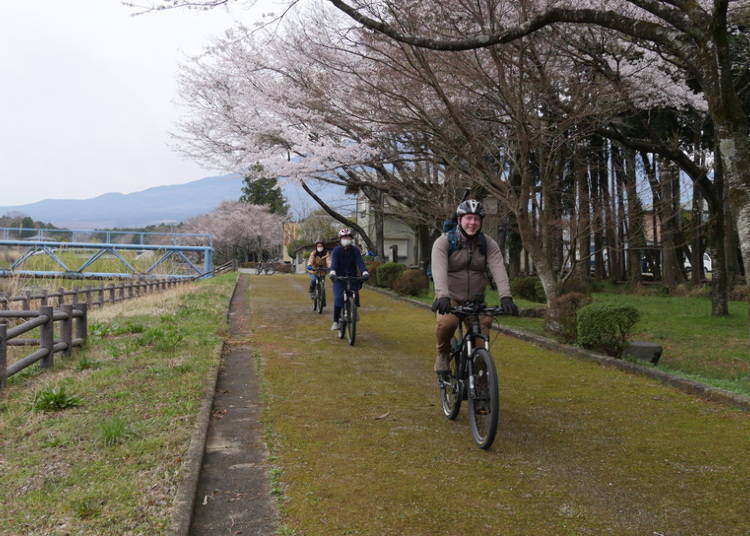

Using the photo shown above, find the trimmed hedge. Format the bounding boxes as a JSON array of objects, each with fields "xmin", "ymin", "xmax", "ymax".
[
  {"xmin": 392, "ymin": 269, "xmax": 430, "ymax": 296},
  {"xmin": 511, "ymin": 276, "xmax": 546, "ymax": 303},
  {"xmin": 366, "ymin": 262, "xmax": 382, "ymax": 285},
  {"xmin": 576, "ymin": 303, "xmax": 640, "ymax": 357},
  {"xmin": 376, "ymin": 262, "xmax": 407, "ymax": 288}
]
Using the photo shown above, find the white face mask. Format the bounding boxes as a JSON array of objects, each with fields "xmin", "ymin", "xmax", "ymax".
[
  {"xmin": 341, "ymin": 238, "xmax": 353, "ymax": 247},
  {"xmin": 316, "ymin": 247, "xmax": 324, "ymax": 253}
]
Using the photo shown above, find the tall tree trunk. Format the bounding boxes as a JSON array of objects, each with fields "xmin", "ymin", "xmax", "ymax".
[
  {"xmin": 691, "ymin": 181, "xmax": 705, "ymax": 284},
  {"xmin": 575, "ymin": 151, "xmax": 591, "ymax": 282},
  {"xmin": 658, "ymin": 158, "xmax": 685, "ymax": 288},
  {"xmin": 591, "ymin": 138, "xmax": 607, "ymax": 279},
  {"xmin": 622, "ymin": 149, "xmax": 645, "ymax": 284}
]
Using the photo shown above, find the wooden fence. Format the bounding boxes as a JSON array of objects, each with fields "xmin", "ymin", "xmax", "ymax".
[{"xmin": 0, "ymin": 263, "xmax": 237, "ymax": 389}]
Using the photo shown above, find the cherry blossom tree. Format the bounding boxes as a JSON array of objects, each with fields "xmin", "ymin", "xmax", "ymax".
[
  {"xmin": 183, "ymin": 200, "xmax": 284, "ymax": 262},
  {"xmin": 327, "ymin": 0, "xmax": 750, "ymax": 304}
]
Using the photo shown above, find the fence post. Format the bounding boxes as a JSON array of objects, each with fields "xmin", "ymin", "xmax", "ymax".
[
  {"xmin": 58, "ymin": 287, "xmax": 66, "ymax": 306},
  {"xmin": 98, "ymin": 286, "xmax": 105, "ymax": 307},
  {"xmin": 72, "ymin": 289, "xmax": 79, "ymax": 305},
  {"xmin": 0, "ymin": 324, "xmax": 7, "ymax": 389},
  {"xmin": 75, "ymin": 303, "xmax": 88, "ymax": 345},
  {"xmin": 41, "ymin": 289, "xmax": 48, "ymax": 307},
  {"xmin": 109, "ymin": 284, "xmax": 115, "ymax": 304},
  {"xmin": 61, "ymin": 304, "xmax": 73, "ymax": 358},
  {"xmin": 40, "ymin": 306, "xmax": 54, "ymax": 369},
  {"xmin": 127, "ymin": 282, "xmax": 133, "ymax": 299},
  {"xmin": 85, "ymin": 286, "xmax": 92, "ymax": 305}
]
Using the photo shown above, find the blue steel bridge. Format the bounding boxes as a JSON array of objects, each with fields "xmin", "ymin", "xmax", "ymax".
[{"xmin": 0, "ymin": 227, "xmax": 214, "ymax": 279}]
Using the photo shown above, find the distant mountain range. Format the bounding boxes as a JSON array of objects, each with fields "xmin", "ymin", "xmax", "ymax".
[{"xmin": 0, "ymin": 174, "xmax": 348, "ymax": 229}]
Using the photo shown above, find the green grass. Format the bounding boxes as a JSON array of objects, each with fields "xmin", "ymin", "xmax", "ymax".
[
  {"xmin": 401, "ymin": 283, "xmax": 749, "ymax": 395},
  {"xmin": 0, "ymin": 273, "xmax": 237, "ymax": 536}
]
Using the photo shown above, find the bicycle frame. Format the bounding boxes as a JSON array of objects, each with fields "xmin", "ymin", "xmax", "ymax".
[{"xmin": 451, "ymin": 313, "xmax": 491, "ymax": 398}]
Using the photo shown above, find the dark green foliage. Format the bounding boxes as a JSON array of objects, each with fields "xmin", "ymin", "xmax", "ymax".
[
  {"xmin": 511, "ymin": 276, "xmax": 546, "ymax": 303},
  {"xmin": 544, "ymin": 292, "xmax": 592, "ymax": 344},
  {"xmin": 287, "ymin": 239, "xmax": 307, "ymax": 259},
  {"xmin": 240, "ymin": 162, "xmax": 289, "ymax": 216},
  {"xmin": 366, "ymin": 262, "xmax": 382, "ymax": 285},
  {"xmin": 32, "ymin": 386, "xmax": 83, "ymax": 411},
  {"xmin": 576, "ymin": 303, "xmax": 641, "ymax": 357},
  {"xmin": 392, "ymin": 269, "xmax": 430, "ymax": 296},
  {"xmin": 376, "ymin": 262, "xmax": 406, "ymax": 288}
]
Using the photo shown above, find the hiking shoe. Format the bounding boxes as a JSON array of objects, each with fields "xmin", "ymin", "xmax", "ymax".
[
  {"xmin": 330, "ymin": 321, "xmax": 341, "ymax": 331},
  {"xmin": 434, "ymin": 353, "xmax": 450, "ymax": 374}
]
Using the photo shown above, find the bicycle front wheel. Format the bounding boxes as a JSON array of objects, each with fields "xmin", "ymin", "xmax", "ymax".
[
  {"xmin": 338, "ymin": 300, "xmax": 347, "ymax": 339},
  {"xmin": 468, "ymin": 349, "xmax": 499, "ymax": 449},
  {"xmin": 439, "ymin": 349, "xmax": 462, "ymax": 420},
  {"xmin": 347, "ymin": 300, "xmax": 357, "ymax": 345}
]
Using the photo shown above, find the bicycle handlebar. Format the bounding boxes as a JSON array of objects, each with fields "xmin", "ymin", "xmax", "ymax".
[
  {"xmin": 447, "ymin": 304, "xmax": 512, "ymax": 317},
  {"xmin": 331, "ymin": 275, "xmax": 366, "ymax": 281}
]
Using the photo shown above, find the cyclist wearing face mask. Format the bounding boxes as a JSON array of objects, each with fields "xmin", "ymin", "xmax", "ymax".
[
  {"xmin": 328, "ymin": 228, "xmax": 369, "ymax": 330},
  {"xmin": 430, "ymin": 199, "xmax": 518, "ymax": 375},
  {"xmin": 306, "ymin": 240, "xmax": 330, "ymax": 295}
]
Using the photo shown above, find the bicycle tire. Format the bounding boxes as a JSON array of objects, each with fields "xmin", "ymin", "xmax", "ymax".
[
  {"xmin": 347, "ymin": 300, "xmax": 357, "ymax": 345},
  {"xmin": 468, "ymin": 349, "xmax": 499, "ymax": 449},
  {"xmin": 317, "ymin": 282, "xmax": 325, "ymax": 313},
  {"xmin": 439, "ymin": 346, "xmax": 462, "ymax": 420},
  {"xmin": 338, "ymin": 299, "xmax": 347, "ymax": 339}
]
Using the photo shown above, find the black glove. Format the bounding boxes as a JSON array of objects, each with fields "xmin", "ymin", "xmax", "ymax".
[
  {"xmin": 500, "ymin": 296, "xmax": 519, "ymax": 316},
  {"xmin": 361, "ymin": 270, "xmax": 370, "ymax": 281},
  {"xmin": 432, "ymin": 297, "xmax": 451, "ymax": 314}
]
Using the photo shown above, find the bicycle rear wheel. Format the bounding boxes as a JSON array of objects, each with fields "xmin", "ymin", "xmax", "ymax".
[
  {"xmin": 468, "ymin": 349, "xmax": 499, "ymax": 449},
  {"xmin": 347, "ymin": 300, "xmax": 357, "ymax": 345},
  {"xmin": 439, "ymin": 348, "xmax": 462, "ymax": 420}
]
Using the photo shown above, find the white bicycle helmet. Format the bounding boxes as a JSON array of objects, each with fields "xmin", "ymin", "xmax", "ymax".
[{"xmin": 338, "ymin": 228, "xmax": 353, "ymax": 238}]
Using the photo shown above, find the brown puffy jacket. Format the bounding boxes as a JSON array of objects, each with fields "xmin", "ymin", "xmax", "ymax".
[
  {"xmin": 431, "ymin": 232, "xmax": 511, "ymax": 303},
  {"xmin": 307, "ymin": 250, "xmax": 330, "ymax": 273}
]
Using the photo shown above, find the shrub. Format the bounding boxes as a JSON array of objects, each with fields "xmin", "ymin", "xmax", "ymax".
[
  {"xmin": 511, "ymin": 276, "xmax": 546, "ymax": 303},
  {"xmin": 392, "ymin": 269, "xmax": 430, "ymax": 296},
  {"xmin": 366, "ymin": 262, "xmax": 382, "ymax": 285},
  {"xmin": 544, "ymin": 292, "xmax": 592, "ymax": 344},
  {"xmin": 729, "ymin": 284, "xmax": 749, "ymax": 302},
  {"xmin": 376, "ymin": 262, "xmax": 406, "ymax": 288},
  {"xmin": 576, "ymin": 303, "xmax": 641, "ymax": 357},
  {"xmin": 561, "ymin": 276, "xmax": 593, "ymax": 295}
]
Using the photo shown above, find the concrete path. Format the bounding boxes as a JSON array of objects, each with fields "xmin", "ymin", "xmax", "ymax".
[{"xmin": 188, "ymin": 274, "xmax": 278, "ymax": 535}]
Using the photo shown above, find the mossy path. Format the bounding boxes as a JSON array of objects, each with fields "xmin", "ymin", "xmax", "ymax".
[{"xmin": 249, "ymin": 275, "xmax": 750, "ymax": 536}]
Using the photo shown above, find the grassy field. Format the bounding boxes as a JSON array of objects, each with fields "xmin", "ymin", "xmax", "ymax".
[
  {"xmin": 251, "ymin": 275, "xmax": 750, "ymax": 535},
  {"xmin": 408, "ymin": 284, "xmax": 749, "ymax": 395},
  {"xmin": 0, "ymin": 273, "xmax": 237, "ymax": 536}
]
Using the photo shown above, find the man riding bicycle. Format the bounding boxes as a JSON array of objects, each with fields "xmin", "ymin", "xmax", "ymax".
[
  {"xmin": 431, "ymin": 199, "xmax": 518, "ymax": 375},
  {"xmin": 306, "ymin": 240, "xmax": 330, "ymax": 296},
  {"xmin": 329, "ymin": 228, "xmax": 369, "ymax": 330}
]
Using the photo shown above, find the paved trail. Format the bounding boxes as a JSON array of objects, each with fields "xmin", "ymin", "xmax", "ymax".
[
  {"xmin": 188, "ymin": 274, "xmax": 278, "ymax": 535},
  {"xmin": 247, "ymin": 274, "xmax": 749, "ymax": 536}
]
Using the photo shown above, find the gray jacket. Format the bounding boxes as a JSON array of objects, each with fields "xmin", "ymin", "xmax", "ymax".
[{"xmin": 431, "ymin": 232, "xmax": 512, "ymax": 303}]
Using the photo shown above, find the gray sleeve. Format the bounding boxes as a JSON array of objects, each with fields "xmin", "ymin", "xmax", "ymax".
[
  {"xmin": 431, "ymin": 235, "xmax": 450, "ymax": 299},
  {"xmin": 485, "ymin": 236, "xmax": 512, "ymax": 298}
]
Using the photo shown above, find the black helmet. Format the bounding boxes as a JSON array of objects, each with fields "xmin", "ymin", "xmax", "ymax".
[{"xmin": 456, "ymin": 199, "xmax": 485, "ymax": 218}]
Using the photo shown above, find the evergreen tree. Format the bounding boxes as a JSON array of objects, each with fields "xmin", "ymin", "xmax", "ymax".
[{"xmin": 240, "ymin": 163, "xmax": 289, "ymax": 216}]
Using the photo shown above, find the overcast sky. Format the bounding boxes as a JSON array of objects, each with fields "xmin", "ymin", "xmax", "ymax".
[{"xmin": 0, "ymin": 0, "xmax": 283, "ymax": 207}]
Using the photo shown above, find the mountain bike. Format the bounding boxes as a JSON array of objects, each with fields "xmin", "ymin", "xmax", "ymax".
[
  {"xmin": 438, "ymin": 302, "xmax": 509, "ymax": 450},
  {"xmin": 332, "ymin": 275, "xmax": 365, "ymax": 346},
  {"xmin": 311, "ymin": 269, "xmax": 328, "ymax": 314}
]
